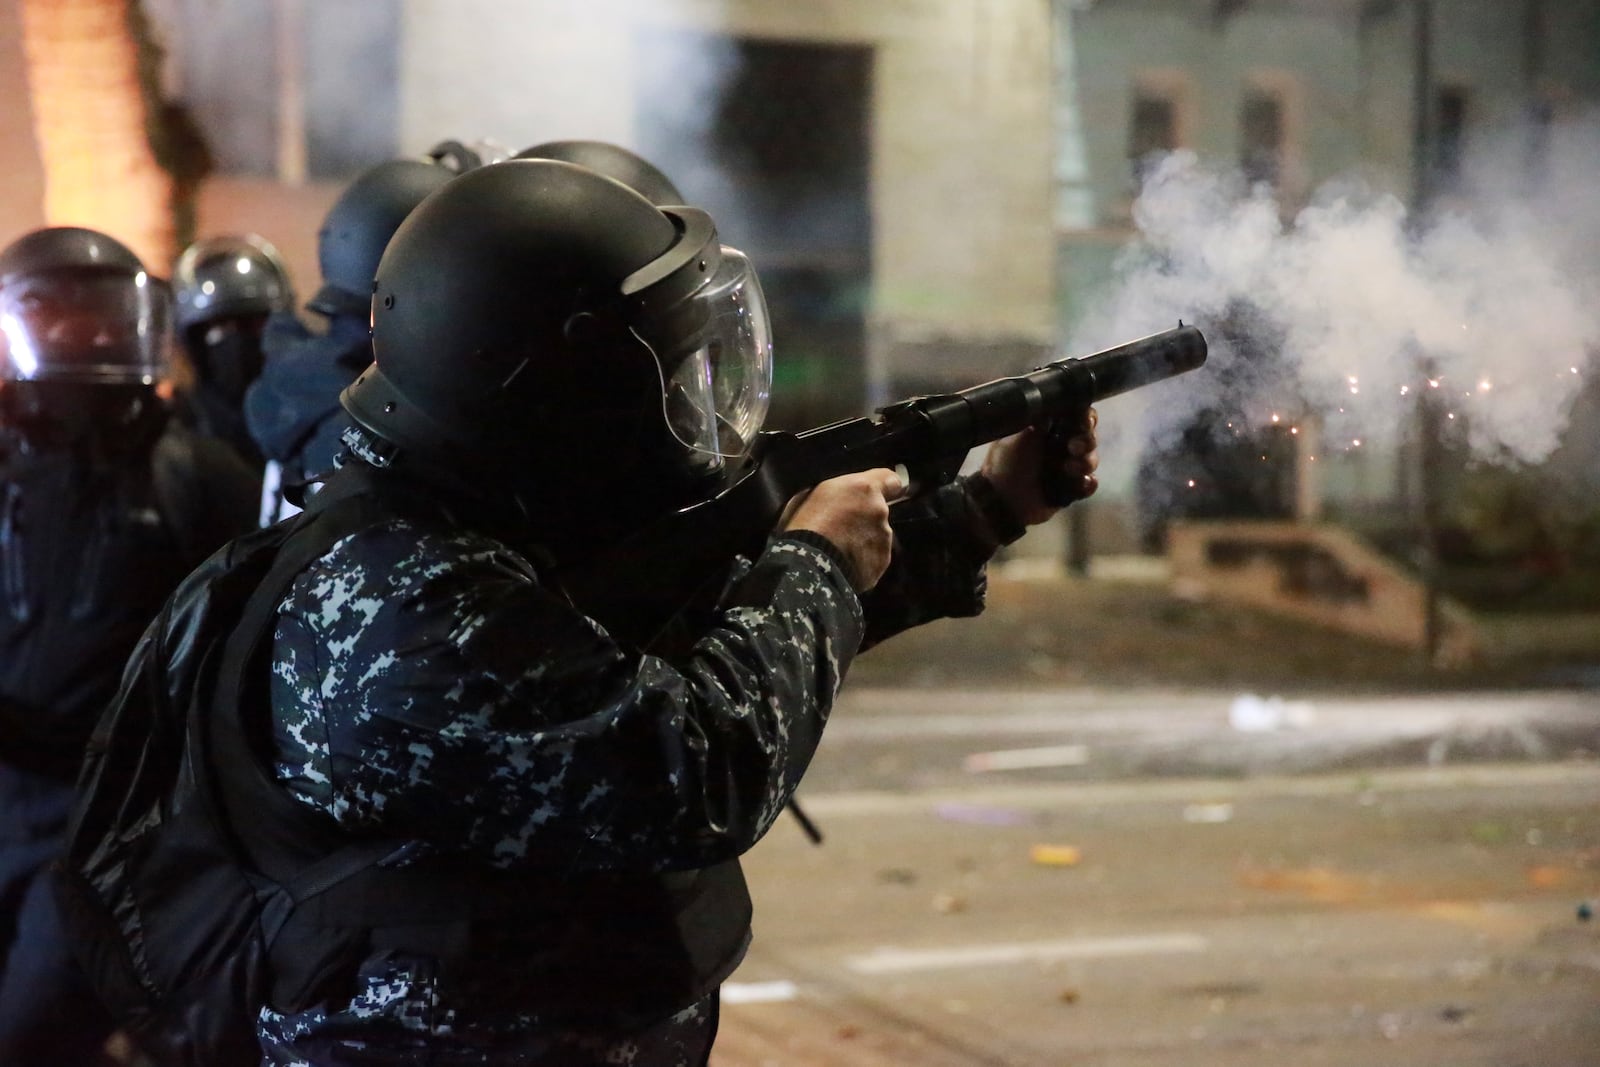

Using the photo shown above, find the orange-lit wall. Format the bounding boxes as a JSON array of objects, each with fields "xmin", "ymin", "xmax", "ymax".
[
  {"xmin": 0, "ymin": 0, "xmax": 47, "ymax": 251},
  {"xmin": 17, "ymin": 0, "xmax": 173, "ymax": 267},
  {"xmin": 1, "ymin": 0, "xmax": 331, "ymax": 293},
  {"xmin": 195, "ymin": 176, "xmax": 339, "ymax": 307}
]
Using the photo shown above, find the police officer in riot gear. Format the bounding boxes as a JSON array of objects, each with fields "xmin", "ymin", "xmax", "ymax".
[
  {"xmin": 202, "ymin": 160, "xmax": 1096, "ymax": 1064},
  {"xmin": 0, "ymin": 226, "xmax": 258, "ymax": 1065},
  {"xmin": 244, "ymin": 155, "xmax": 455, "ymax": 523},
  {"xmin": 172, "ymin": 232, "xmax": 294, "ymax": 469}
]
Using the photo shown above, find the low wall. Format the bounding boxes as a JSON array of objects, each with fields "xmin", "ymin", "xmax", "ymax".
[{"xmin": 1167, "ymin": 520, "xmax": 1480, "ymax": 666}]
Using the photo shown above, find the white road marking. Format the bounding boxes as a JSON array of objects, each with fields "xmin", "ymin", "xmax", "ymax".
[
  {"xmin": 845, "ymin": 933, "xmax": 1208, "ymax": 975},
  {"xmin": 793, "ymin": 763, "xmax": 1600, "ymax": 818},
  {"xmin": 963, "ymin": 743, "xmax": 1091, "ymax": 772},
  {"xmin": 824, "ymin": 688, "xmax": 1599, "ymax": 742},
  {"xmin": 722, "ymin": 980, "xmax": 800, "ymax": 1004}
]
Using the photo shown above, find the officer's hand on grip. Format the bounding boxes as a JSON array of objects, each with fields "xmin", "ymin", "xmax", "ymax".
[
  {"xmin": 782, "ymin": 469, "xmax": 905, "ymax": 592},
  {"xmin": 980, "ymin": 406, "xmax": 1099, "ymax": 526}
]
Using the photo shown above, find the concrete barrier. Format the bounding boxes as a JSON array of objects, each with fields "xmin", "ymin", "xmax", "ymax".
[{"xmin": 1167, "ymin": 520, "xmax": 1481, "ymax": 666}]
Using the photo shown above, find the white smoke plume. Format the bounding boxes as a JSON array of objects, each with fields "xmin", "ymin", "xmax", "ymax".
[{"xmin": 1071, "ymin": 115, "xmax": 1600, "ymax": 473}]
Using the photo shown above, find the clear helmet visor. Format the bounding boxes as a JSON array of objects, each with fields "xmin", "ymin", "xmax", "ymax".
[
  {"xmin": 173, "ymin": 235, "xmax": 292, "ymax": 328},
  {"xmin": 0, "ymin": 271, "xmax": 170, "ymax": 383},
  {"xmin": 655, "ymin": 246, "xmax": 772, "ymax": 469}
]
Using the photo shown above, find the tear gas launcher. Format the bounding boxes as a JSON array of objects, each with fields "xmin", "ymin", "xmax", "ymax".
[{"xmin": 560, "ymin": 324, "xmax": 1208, "ymax": 650}]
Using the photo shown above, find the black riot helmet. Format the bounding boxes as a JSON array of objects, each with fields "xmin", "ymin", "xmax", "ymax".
[
  {"xmin": 342, "ymin": 159, "xmax": 772, "ymax": 547},
  {"xmin": 172, "ymin": 233, "xmax": 293, "ymax": 335},
  {"xmin": 307, "ymin": 157, "xmax": 455, "ymax": 319},
  {"xmin": 513, "ymin": 140, "xmax": 685, "ymax": 206},
  {"xmin": 0, "ymin": 226, "xmax": 170, "ymax": 386},
  {"xmin": 427, "ymin": 137, "xmax": 513, "ymax": 174},
  {"xmin": 0, "ymin": 226, "xmax": 171, "ymax": 443}
]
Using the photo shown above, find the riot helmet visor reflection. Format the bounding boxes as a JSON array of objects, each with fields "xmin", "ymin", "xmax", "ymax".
[
  {"xmin": 639, "ymin": 245, "xmax": 771, "ymax": 467},
  {"xmin": 172, "ymin": 234, "xmax": 293, "ymax": 333},
  {"xmin": 0, "ymin": 270, "xmax": 170, "ymax": 383}
]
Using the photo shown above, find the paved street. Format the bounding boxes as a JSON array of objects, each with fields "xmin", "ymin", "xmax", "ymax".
[
  {"xmin": 808, "ymin": 686, "xmax": 1600, "ymax": 788},
  {"xmin": 711, "ymin": 688, "xmax": 1600, "ymax": 1065}
]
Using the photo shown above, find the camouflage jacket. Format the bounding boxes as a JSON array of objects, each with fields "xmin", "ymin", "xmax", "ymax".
[{"xmin": 259, "ymin": 475, "xmax": 1012, "ymax": 1056}]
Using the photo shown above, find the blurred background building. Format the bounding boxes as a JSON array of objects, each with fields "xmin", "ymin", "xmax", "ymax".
[
  {"xmin": 2, "ymin": 0, "xmax": 1598, "ymax": 657},
  {"xmin": 1056, "ymin": 0, "xmax": 1600, "ymax": 549},
  {"xmin": 1053, "ymin": 1, "xmax": 1600, "ymax": 662},
  {"xmin": 1, "ymin": 0, "xmax": 1061, "ymax": 433}
]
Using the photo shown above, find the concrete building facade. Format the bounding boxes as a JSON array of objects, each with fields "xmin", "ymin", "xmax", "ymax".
[
  {"xmin": 2, "ymin": 0, "xmax": 1061, "ymax": 428},
  {"xmin": 1052, "ymin": 0, "xmax": 1600, "ymax": 544},
  {"xmin": 4, "ymin": 0, "xmax": 1594, "ymax": 561},
  {"xmin": 1056, "ymin": 0, "xmax": 1600, "ymax": 321},
  {"xmin": 395, "ymin": 0, "xmax": 1059, "ymax": 423}
]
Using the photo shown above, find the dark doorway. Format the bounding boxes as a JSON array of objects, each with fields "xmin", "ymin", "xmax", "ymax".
[
  {"xmin": 1239, "ymin": 88, "xmax": 1284, "ymax": 189},
  {"xmin": 637, "ymin": 34, "xmax": 874, "ymax": 429},
  {"xmin": 1128, "ymin": 91, "xmax": 1177, "ymax": 187}
]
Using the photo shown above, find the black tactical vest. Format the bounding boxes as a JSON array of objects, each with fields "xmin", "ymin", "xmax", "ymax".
[
  {"xmin": 219, "ymin": 485, "xmax": 756, "ymax": 1025},
  {"xmin": 0, "ymin": 431, "xmax": 207, "ymax": 779}
]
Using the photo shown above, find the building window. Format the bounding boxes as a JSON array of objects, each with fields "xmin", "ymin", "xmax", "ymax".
[
  {"xmin": 1239, "ymin": 88, "xmax": 1284, "ymax": 189},
  {"xmin": 1433, "ymin": 85, "xmax": 1470, "ymax": 193},
  {"xmin": 1129, "ymin": 91, "xmax": 1178, "ymax": 186}
]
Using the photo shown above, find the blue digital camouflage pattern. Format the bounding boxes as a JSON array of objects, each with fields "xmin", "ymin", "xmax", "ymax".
[
  {"xmin": 258, "ymin": 509, "xmax": 859, "ymax": 1061},
  {"xmin": 257, "ymin": 478, "xmax": 1000, "ymax": 1063},
  {"xmin": 259, "ymin": 969, "xmax": 718, "ymax": 1066}
]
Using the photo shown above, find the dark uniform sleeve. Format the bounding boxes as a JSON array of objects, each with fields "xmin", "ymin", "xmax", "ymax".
[
  {"xmin": 151, "ymin": 424, "xmax": 262, "ymax": 560},
  {"xmin": 856, "ymin": 472, "xmax": 1027, "ymax": 651},
  {"xmin": 269, "ymin": 520, "xmax": 863, "ymax": 874},
  {"xmin": 244, "ymin": 314, "xmax": 370, "ymax": 482}
]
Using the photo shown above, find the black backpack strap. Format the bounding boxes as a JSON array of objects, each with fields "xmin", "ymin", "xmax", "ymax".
[
  {"xmin": 193, "ymin": 491, "xmax": 398, "ymax": 935},
  {"xmin": 258, "ymin": 836, "xmax": 399, "ymax": 946}
]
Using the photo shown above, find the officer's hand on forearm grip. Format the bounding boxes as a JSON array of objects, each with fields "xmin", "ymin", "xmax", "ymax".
[
  {"xmin": 980, "ymin": 407, "xmax": 1100, "ymax": 525},
  {"xmin": 782, "ymin": 469, "xmax": 905, "ymax": 592},
  {"xmin": 1039, "ymin": 405, "xmax": 1101, "ymax": 509}
]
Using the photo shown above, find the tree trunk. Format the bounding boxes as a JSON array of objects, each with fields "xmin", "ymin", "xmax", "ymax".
[{"xmin": 17, "ymin": 0, "xmax": 208, "ymax": 271}]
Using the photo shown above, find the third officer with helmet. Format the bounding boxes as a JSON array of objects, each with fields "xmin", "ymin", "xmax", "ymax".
[
  {"xmin": 0, "ymin": 226, "xmax": 258, "ymax": 1065},
  {"xmin": 244, "ymin": 155, "xmax": 454, "ymax": 523},
  {"xmin": 171, "ymin": 232, "xmax": 294, "ymax": 471}
]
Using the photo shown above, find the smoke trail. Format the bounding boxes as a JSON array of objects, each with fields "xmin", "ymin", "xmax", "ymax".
[
  {"xmin": 632, "ymin": 30, "xmax": 750, "ymax": 239},
  {"xmin": 1072, "ymin": 116, "xmax": 1600, "ymax": 473}
]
